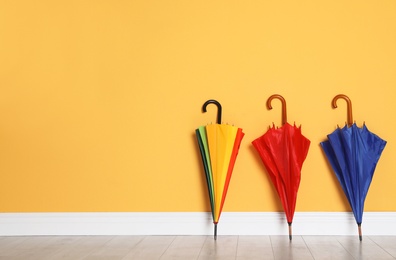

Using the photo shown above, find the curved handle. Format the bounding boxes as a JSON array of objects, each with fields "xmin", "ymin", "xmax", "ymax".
[
  {"xmin": 332, "ymin": 94, "xmax": 353, "ymax": 126},
  {"xmin": 202, "ymin": 99, "xmax": 222, "ymax": 124},
  {"xmin": 266, "ymin": 94, "xmax": 287, "ymax": 125}
]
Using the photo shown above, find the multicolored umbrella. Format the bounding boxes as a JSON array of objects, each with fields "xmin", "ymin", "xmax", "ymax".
[
  {"xmin": 252, "ymin": 94, "xmax": 310, "ymax": 240},
  {"xmin": 320, "ymin": 94, "xmax": 387, "ymax": 241},
  {"xmin": 195, "ymin": 99, "xmax": 244, "ymax": 240}
]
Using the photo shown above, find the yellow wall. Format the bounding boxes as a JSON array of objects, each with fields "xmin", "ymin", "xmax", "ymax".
[{"xmin": 0, "ymin": 0, "xmax": 395, "ymax": 213}]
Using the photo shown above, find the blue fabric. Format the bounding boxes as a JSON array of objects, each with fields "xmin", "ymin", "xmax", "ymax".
[{"xmin": 321, "ymin": 123, "xmax": 386, "ymax": 224}]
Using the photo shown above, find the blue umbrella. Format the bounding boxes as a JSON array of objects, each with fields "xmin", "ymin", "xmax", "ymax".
[{"xmin": 320, "ymin": 94, "xmax": 386, "ymax": 241}]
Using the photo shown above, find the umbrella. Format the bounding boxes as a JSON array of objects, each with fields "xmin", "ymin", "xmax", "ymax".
[
  {"xmin": 320, "ymin": 94, "xmax": 387, "ymax": 241},
  {"xmin": 252, "ymin": 94, "xmax": 311, "ymax": 240},
  {"xmin": 195, "ymin": 99, "xmax": 244, "ymax": 240}
]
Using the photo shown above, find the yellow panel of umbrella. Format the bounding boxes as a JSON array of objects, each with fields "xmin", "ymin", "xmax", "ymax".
[{"xmin": 195, "ymin": 100, "xmax": 244, "ymax": 240}]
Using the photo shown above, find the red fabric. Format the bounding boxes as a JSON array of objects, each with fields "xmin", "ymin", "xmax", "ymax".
[
  {"xmin": 219, "ymin": 128, "xmax": 245, "ymax": 216},
  {"xmin": 252, "ymin": 123, "xmax": 310, "ymax": 223}
]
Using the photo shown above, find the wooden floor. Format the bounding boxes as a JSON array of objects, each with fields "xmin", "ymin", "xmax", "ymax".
[{"xmin": 0, "ymin": 235, "xmax": 396, "ymax": 260}]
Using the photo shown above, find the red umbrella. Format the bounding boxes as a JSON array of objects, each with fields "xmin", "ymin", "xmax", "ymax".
[{"xmin": 252, "ymin": 94, "xmax": 311, "ymax": 240}]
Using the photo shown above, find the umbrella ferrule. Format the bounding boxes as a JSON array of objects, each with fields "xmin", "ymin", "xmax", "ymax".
[
  {"xmin": 357, "ymin": 223, "xmax": 362, "ymax": 241},
  {"xmin": 214, "ymin": 223, "xmax": 218, "ymax": 240},
  {"xmin": 288, "ymin": 222, "xmax": 292, "ymax": 241}
]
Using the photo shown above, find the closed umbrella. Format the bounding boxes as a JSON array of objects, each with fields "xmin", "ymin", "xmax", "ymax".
[
  {"xmin": 320, "ymin": 94, "xmax": 387, "ymax": 241},
  {"xmin": 252, "ymin": 94, "xmax": 310, "ymax": 240},
  {"xmin": 196, "ymin": 99, "xmax": 244, "ymax": 240}
]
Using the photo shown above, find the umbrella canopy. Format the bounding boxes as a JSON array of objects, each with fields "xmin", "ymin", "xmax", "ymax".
[
  {"xmin": 196, "ymin": 99, "xmax": 244, "ymax": 240},
  {"xmin": 320, "ymin": 94, "xmax": 387, "ymax": 241},
  {"xmin": 252, "ymin": 94, "xmax": 311, "ymax": 240}
]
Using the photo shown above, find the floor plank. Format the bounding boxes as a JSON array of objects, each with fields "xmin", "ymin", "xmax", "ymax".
[
  {"xmin": 47, "ymin": 236, "xmax": 112, "ymax": 260},
  {"xmin": 302, "ymin": 236, "xmax": 354, "ymax": 260},
  {"xmin": 160, "ymin": 235, "xmax": 206, "ymax": 260},
  {"xmin": 236, "ymin": 236, "xmax": 274, "ymax": 260},
  {"xmin": 271, "ymin": 236, "xmax": 315, "ymax": 260},
  {"xmin": 122, "ymin": 236, "xmax": 175, "ymax": 260},
  {"xmin": 83, "ymin": 236, "xmax": 144, "ymax": 260},
  {"xmin": 198, "ymin": 236, "xmax": 238, "ymax": 260},
  {"xmin": 336, "ymin": 236, "xmax": 395, "ymax": 260},
  {"xmin": 369, "ymin": 236, "xmax": 396, "ymax": 258}
]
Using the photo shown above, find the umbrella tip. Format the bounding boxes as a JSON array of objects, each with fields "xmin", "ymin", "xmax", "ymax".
[
  {"xmin": 358, "ymin": 223, "xmax": 362, "ymax": 242},
  {"xmin": 288, "ymin": 222, "xmax": 292, "ymax": 241},
  {"xmin": 358, "ymin": 223, "xmax": 363, "ymax": 241},
  {"xmin": 214, "ymin": 223, "xmax": 218, "ymax": 241}
]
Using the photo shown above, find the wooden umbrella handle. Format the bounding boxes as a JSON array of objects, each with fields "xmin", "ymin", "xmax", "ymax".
[
  {"xmin": 267, "ymin": 94, "xmax": 287, "ymax": 126},
  {"xmin": 332, "ymin": 94, "xmax": 353, "ymax": 126}
]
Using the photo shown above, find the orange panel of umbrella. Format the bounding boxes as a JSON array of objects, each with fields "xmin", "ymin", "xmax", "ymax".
[
  {"xmin": 252, "ymin": 94, "xmax": 311, "ymax": 240},
  {"xmin": 320, "ymin": 94, "xmax": 387, "ymax": 241},
  {"xmin": 195, "ymin": 99, "xmax": 244, "ymax": 240}
]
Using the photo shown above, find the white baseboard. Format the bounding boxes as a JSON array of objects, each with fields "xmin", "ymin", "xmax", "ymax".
[{"xmin": 0, "ymin": 212, "xmax": 395, "ymax": 236}]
